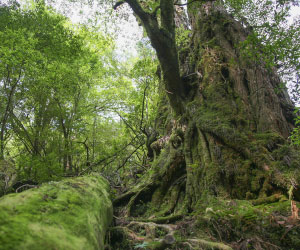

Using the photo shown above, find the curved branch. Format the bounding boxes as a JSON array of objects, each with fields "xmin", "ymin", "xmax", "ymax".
[
  {"xmin": 121, "ymin": 0, "xmax": 185, "ymax": 115},
  {"xmin": 113, "ymin": 1, "xmax": 125, "ymax": 9}
]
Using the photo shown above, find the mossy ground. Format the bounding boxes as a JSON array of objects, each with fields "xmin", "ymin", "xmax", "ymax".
[
  {"xmin": 193, "ymin": 198, "xmax": 300, "ymax": 249},
  {"xmin": 0, "ymin": 174, "xmax": 113, "ymax": 250},
  {"xmin": 110, "ymin": 197, "xmax": 300, "ymax": 249}
]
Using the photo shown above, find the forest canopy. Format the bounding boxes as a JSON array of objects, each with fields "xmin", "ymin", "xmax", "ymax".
[{"xmin": 0, "ymin": 0, "xmax": 160, "ymax": 191}]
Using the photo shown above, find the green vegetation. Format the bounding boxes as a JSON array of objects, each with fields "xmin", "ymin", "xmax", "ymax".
[
  {"xmin": 0, "ymin": 174, "xmax": 112, "ymax": 250},
  {"xmin": 0, "ymin": 0, "xmax": 300, "ymax": 249},
  {"xmin": 0, "ymin": 1, "xmax": 158, "ymax": 191}
]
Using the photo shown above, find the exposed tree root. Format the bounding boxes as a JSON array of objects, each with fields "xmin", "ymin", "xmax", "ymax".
[
  {"xmin": 113, "ymin": 191, "xmax": 136, "ymax": 207},
  {"xmin": 109, "ymin": 218, "xmax": 177, "ymax": 249},
  {"xmin": 113, "ymin": 181, "xmax": 158, "ymax": 217},
  {"xmin": 233, "ymin": 237, "xmax": 281, "ymax": 250},
  {"xmin": 135, "ymin": 214, "xmax": 183, "ymax": 224},
  {"xmin": 127, "ymin": 220, "xmax": 176, "ymax": 235},
  {"xmin": 112, "ymin": 226, "xmax": 146, "ymax": 242},
  {"xmin": 186, "ymin": 239, "xmax": 233, "ymax": 250},
  {"xmin": 252, "ymin": 193, "xmax": 285, "ymax": 206},
  {"xmin": 110, "ymin": 217, "xmax": 235, "ymax": 250}
]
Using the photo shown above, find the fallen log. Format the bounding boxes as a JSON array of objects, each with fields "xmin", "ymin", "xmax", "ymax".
[{"xmin": 0, "ymin": 174, "xmax": 113, "ymax": 250}]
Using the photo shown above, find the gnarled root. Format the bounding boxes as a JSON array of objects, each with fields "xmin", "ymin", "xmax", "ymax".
[
  {"xmin": 109, "ymin": 219, "xmax": 177, "ymax": 249},
  {"xmin": 186, "ymin": 238, "xmax": 233, "ymax": 250}
]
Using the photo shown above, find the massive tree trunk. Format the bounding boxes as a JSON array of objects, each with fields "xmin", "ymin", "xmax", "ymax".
[
  {"xmin": 113, "ymin": 0, "xmax": 300, "ymax": 248},
  {"xmin": 0, "ymin": 174, "xmax": 113, "ymax": 250},
  {"xmin": 119, "ymin": 0, "xmax": 297, "ymax": 210},
  {"xmin": 180, "ymin": 0, "xmax": 296, "ymax": 208}
]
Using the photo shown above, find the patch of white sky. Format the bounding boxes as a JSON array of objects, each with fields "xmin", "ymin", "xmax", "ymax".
[
  {"xmin": 289, "ymin": 4, "xmax": 300, "ymax": 24},
  {"xmin": 46, "ymin": 0, "xmax": 144, "ymax": 60}
]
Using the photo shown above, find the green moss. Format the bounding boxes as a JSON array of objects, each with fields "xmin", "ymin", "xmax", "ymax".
[
  {"xmin": 0, "ymin": 174, "xmax": 113, "ymax": 250},
  {"xmin": 193, "ymin": 198, "xmax": 300, "ymax": 248},
  {"xmin": 252, "ymin": 193, "xmax": 284, "ymax": 206}
]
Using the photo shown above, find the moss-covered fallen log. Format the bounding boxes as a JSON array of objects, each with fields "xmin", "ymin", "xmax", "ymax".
[{"xmin": 0, "ymin": 174, "xmax": 113, "ymax": 250}]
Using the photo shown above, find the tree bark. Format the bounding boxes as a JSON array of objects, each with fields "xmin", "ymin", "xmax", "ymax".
[
  {"xmin": 123, "ymin": 0, "xmax": 185, "ymax": 115},
  {"xmin": 120, "ymin": 0, "xmax": 298, "ymax": 214},
  {"xmin": 114, "ymin": 1, "xmax": 300, "ymax": 248}
]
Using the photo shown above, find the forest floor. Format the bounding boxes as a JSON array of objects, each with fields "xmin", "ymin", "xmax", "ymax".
[{"xmin": 107, "ymin": 191, "xmax": 300, "ymax": 250}]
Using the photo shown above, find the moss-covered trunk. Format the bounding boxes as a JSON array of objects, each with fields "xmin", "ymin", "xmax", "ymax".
[
  {"xmin": 123, "ymin": 0, "xmax": 297, "ymax": 211},
  {"xmin": 181, "ymin": 0, "xmax": 296, "ymax": 209},
  {"xmin": 114, "ymin": 1, "xmax": 300, "ymax": 248},
  {"xmin": 0, "ymin": 174, "xmax": 113, "ymax": 250}
]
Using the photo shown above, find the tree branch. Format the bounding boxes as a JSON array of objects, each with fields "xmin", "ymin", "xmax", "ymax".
[
  {"xmin": 117, "ymin": 0, "xmax": 185, "ymax": 115},
  {"xmin": 124, "ymin": 0, "xmax": 150, "ymax": 23},
  {"xmin": 115, "ymin": 111, "xmax": 139, "ymax": 137},
  {"xmin": 11, "ymin": 112, "xmax": 37, "ymax": 156},
  {"xmin": 78, "ymin": 136, "xmax": 140, "ymax": 175},
  {"xmin": 140, "ymin": 81, "xmax": 149, "ymax": 131},
  {"xmin": 161, "ymin": 0, "xmax": 176, "ymax": 35},
  {"xmin": 113, "ymin": 0, "xmax": 125, "ymax": 9},
  {"xmin": 116, "ymin": 143, "xmax": 144, "ymax": 171},
  {"xmin": 151, "ymin": 5, "xmax": 161, "ymax": 17}
]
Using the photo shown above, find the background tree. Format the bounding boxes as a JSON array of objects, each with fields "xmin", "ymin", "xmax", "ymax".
[{"xmin": 0, "ymin": 1, "xmax": 138, "ymax": 186}]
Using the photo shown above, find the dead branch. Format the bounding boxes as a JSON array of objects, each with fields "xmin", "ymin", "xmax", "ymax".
[{"xmin": 16, "ymin": 184, "xmax": 38, "ymax": 193}]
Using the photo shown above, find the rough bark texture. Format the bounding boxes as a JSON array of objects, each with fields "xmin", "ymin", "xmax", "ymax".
[
  {"xmin": 113, "ymin": 1, "xmax": 300, "ymax": 249},
  {"xmin": 0, "ymin": 174, "xmax": 113, "ymax": 250},
  {"xmin": 180, "ymin": 0, "xmax": 296, "ymax": 208},
  {"xmin": 123, "ymin": 0, "xmax": 298, "ymax": 212}
]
